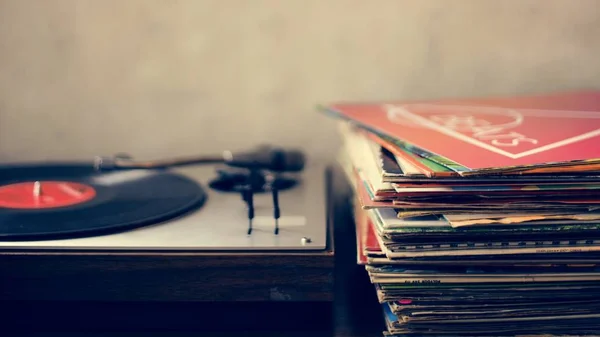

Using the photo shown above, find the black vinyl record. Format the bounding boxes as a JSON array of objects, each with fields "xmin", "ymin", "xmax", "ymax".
[{"xmin": 0, "ymin": 162, "xmax": 207, "ymax": 241}]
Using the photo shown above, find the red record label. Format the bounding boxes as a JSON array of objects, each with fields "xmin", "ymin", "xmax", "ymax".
[{"xmin": 0, "ymin": 181, "xmax": 96, "ymax": 209}]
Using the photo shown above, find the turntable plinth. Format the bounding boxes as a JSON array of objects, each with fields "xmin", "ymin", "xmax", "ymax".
[
  {"xmin": 0, "ymin": 162, "xmax": 335, "ymax": 303},
  {"xmin": 0, "ymin": 248, "xmax": 334, "ymax": 302}
]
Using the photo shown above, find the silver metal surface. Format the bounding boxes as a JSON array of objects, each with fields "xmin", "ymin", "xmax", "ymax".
[{"xmin": 0, "ymin": 160, "xmax": 329, "ymax": 251}]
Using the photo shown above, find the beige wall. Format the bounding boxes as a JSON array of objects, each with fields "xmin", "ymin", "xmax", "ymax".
[{"xmin": 1, "ymin": 0, "xmax": 599, "ymax": 163}]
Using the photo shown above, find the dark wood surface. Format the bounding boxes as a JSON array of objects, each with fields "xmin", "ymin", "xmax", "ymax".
[
  {"xmin": 2, "ymin": 165, "xmax": 385, "ymax": 336},
  {"xmin": 0, "ymin": 251, "xmax": 334, "ymax": 302}
]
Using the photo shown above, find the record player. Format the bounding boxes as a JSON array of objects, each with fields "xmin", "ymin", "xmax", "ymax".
[{"xmin": 0, "ymin": 146, "xmax": 335, "ymax": 305}]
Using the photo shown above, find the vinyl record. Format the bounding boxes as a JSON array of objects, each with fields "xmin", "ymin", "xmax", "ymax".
[{"xmin": 0, "ymin": 162, "xmax": 207, "ymax": 241}]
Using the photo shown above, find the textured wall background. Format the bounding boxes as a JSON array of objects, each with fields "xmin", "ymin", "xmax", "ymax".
[{"xmin": 1, "ymin": 0, "xmax": 599, "ymax": 162}]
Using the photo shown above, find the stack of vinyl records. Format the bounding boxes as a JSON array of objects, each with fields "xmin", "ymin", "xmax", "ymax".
[{"xmin": 320, "ymin": 90, "xmax": 600, "ymax": 336}]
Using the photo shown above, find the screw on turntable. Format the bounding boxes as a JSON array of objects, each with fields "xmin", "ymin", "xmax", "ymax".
[{"xmin": 0, "ymin": 145, "xmax": 329, "ymax": 251}]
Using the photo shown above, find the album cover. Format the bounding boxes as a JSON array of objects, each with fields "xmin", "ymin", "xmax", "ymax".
[{"xmin": 322, "ymin": 90, "xmax": 600, "ymax": 176}]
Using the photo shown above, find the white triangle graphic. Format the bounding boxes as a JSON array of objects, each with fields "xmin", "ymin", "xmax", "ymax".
[{"xmin": 384, "ymin": 104, "xmax": 600, "ymax": 159}]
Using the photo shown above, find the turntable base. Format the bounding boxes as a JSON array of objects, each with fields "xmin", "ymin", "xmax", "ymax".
[
  {"xmin": 0, "ymin": 248, "xmax": 334, "ymax": 302},
  {"xmin": 0, "ymin": 161, "xmax": 335, "ymax": 303}
]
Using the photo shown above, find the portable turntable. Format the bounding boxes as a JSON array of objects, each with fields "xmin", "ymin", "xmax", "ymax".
[{"xmin": 0, "ymin": 146, "xmax": 335, "ymax": 309}]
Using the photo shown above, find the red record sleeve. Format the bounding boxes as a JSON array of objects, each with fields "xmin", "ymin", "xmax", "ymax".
[{"xmin": 326, "ymin": 90, "xmax": 600, "ymax": 171}]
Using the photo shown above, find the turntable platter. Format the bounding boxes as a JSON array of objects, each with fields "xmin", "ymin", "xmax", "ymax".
[{"xmin": 0, "ymin": 163, "xmax": 206, "ymax": 241}]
